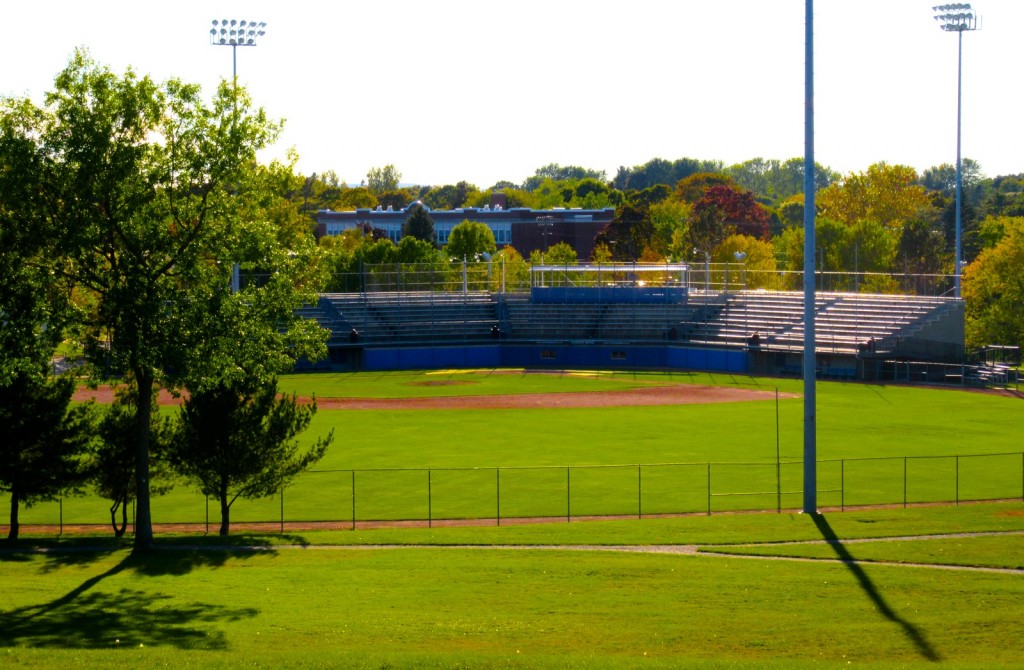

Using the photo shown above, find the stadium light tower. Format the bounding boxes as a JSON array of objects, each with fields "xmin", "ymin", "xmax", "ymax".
[
  {"xmin": 802, "ymin": 0, "xmax": 817, "ymax": 515},
  {"xmin": 932, "ymin": 3, "xmax": 978, "ymax": 299},
  {"xmin": 209, "ymin": 19, "xmax": 268, "ymax": 84}
]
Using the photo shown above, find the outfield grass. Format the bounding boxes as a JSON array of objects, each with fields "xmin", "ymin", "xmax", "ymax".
[
  {"xmin": 11, "ymin": 372, "xmax": 1020, "ymax": 668},
  {"xmin": 3, "ymin": 504, "xmax": 1024, "ymax": 668},
  {"xmin": 711, "ymin": 532, "xmax": 1024, "ymax": 569},
  {"xmin": 30, "ymin": 371, "xmax": 1024, "ymax": 529}
]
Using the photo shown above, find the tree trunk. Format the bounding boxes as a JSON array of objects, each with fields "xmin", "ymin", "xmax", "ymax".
[
  {"xmin": 132, "ymin": 367, "xmax": 156, "ymax": 553},
  {"xmin": 110, "ymin": 493, "xmax": 127, "ymax": 538},
  {"xmin": 7, "ymin": 490, "xmax": 19, "ymax": 541},
  {"xmin": 219, "ymin": 493, "xmax": 231, "ymax": 536}
]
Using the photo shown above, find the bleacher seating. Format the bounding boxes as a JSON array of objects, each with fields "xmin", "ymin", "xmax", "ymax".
[
  {"xmin": 304, "ymin": 290, "xmax": 961, "ymax": 359},
  {"xmin": 680, "ymin": 291, "xmax": 958, "ymax": 354},
  {"xmin": 319, "ymin": 292, "xmax": 499, "ymax": 344}
]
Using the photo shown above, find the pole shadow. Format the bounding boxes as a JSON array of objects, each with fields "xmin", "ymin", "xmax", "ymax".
[{"xmin": 812, "ymin": 513, "xmax": 940, "ymax": 662}]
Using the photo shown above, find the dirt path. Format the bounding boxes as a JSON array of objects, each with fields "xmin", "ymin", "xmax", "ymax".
[
  {"xmin": 10, "ymin": 530, "xmax": 1023, "ymax": 575},
  {"xmin": 73, "ymin": 383, "xmax": 794, "ymax": 410}
]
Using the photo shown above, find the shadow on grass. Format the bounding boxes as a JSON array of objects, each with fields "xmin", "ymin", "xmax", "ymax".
[
  {"xmin": 812, "ymin": 513, "xmax": 940, "ymax": 662},
  {"xmin": 1, "ymin": 532, "xmax": 304, "ymax": 573},
  {"xmin": 0, "ymin": 540, "xmax": 282, "ymax": 649}
]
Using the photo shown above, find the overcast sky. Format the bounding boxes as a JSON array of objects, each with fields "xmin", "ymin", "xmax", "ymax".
[{"xmin": 2, "ymin": 1, "xmax": 1020, "ymax": 188}]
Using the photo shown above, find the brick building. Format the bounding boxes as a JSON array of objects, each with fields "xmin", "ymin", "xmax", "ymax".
[{"xmin": 315, "ymin": 196, "xmax": 615, "ymax": 261}]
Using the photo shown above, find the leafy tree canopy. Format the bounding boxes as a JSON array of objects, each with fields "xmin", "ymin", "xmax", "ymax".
[
  {"xmin": 963, "ymin": 223, "xmax": 1024, "ymax": 350},
  {"xmin": 523, "ymin": 163, "xmax": 606, "ymax": 191},
  {"xmin": 366, "ymin": 164, "xmax": 401, "ymax": 195},
  {"xmin": 445, "ymin": 220, "xmax": 497, "ymax": 260}
]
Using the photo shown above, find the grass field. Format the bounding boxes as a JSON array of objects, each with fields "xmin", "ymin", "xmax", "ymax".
[
  {"xmin": 3, "ymin": 504, "xmax": 1024, "ymax": 668},
  {"xmin": 22, "ymin": 370, "xmax": 1024, "ymax": 527},
  {"xmin": 5, "ymin": 370, "xmax": 1024, "ymax": 668}
]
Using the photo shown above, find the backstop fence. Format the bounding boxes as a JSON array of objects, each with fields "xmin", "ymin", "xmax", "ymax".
[{"xmin": 17, "ymin": 451, "xmax": 1024, "ymax": 536}]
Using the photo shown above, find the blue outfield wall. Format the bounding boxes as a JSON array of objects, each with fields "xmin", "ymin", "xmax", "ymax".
[{"xmin": 359, "ymin": 344, "xmax": 749, "ymax": 373}]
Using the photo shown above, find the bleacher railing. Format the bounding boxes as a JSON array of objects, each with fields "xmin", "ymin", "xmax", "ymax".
[{"xmin": 322, "ymin": 262, "xmax": 959, "ymax": 299}]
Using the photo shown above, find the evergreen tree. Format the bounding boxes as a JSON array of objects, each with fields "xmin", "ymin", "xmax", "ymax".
[{"xmin": 403, "ymin": 204, "xmax": 436, "ymax": 245}]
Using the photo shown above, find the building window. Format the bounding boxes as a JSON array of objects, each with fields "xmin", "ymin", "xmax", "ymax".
[{"xmin": 491, "ymin": 223, "xmax": 511, "ymax": 245}]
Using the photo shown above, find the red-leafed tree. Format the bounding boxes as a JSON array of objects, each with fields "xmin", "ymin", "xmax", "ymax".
[{"xmin": 692, "ymin": 185, "xmax": 771, "ymax": 241}]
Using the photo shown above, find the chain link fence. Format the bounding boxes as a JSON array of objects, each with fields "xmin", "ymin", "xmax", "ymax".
[{"xmin": 16, "ymin": 451, "xmax": 1024, "ymax": 535}]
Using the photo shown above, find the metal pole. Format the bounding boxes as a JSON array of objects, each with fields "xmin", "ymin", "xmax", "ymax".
[
  {"xmin": 566, "ymin": 467, "xmax": 571, "ymax": 523},
  {"xmin": 351, "ymin": 470, "xmax": 356, "ymax": 531},
  {"xmin": 280, "ymin": 488, "xmax": 284, "ymax": 533},
  {"xmin": 707, "ymin": 463, "xmax": 712, "ymax": 516},
  {"xmin": 496, "ymin": 468, "xmax": 501, "ymax": 526},
  {"xmin": 903, "ymin": 457, "xmax": 908, "ymax": 508},
  {"xmin": 841, "ymin": 459, "xmax": 845, "ymax": 511},
  {"xmin": 802, "ymin": 0, "xmax": 818, "ymax": 515},
  {"xmin": 638, "ymin": 464, "xmax": 643, "ymax": 519},
  {"xmin": 776, "ymin": 387, "xmax": 781, "ymax": 513},
  {"xmin": 428, "ymin": 470, "xmax": 432, "ymax": 528},
  {"xmin": 954, "ymin": 29, "xmax": 964, "ymax": 298}
]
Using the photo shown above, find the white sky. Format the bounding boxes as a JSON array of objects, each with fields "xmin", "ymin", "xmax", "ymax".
[{"xmin": 2, "ymin": 1, "xmax": 1021, "ymax": 188}]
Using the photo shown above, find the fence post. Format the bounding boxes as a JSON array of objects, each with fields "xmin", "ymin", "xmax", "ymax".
[
  {"xmin": 776, "ymin": 387, "xmax": 781, "ymax": 513},
  {"xmin": 59, "ymin": 496, "xmax": 63, "ymax": 537},
  {"xmin": 351, "ymin": 470, "xmax": 356, "ymax": 531},
  {"xmin": 280, "ymin": 488, "xmax": 285, "ymax": 533},
  {"xmin": 496, "ymin": 468, "xmax": 501, "ymax": 526},
  {"xmin": 428, "ymin": 470, "xmax": 432, "ymax": 528},
  {"xmin": 205, "ymin": 496, "xmax": 209, "ymax": 535},
  {"xmin": 566, "ymin": 467, "xmax": 571, "ymax": 523},
  {"xmin": 637, "ymin": 464, "xmax": 642, "ymax": 519},
  {"xmin": 706, "ymin": 463, "xmax": 712, "ymax": 516}
]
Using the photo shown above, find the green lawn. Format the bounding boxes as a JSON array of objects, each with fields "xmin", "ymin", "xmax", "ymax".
[
  {"xmin": 710, "ymin": 532, "xmax": 1024, "ymax": 569},
  {"xmin": 3, "ymin": 504, "xmax": 1024, "ymax": 668},
  {"xmin": 32, "ymin": 371, "xmax": 1024, "ymax": 528},
  {"xmin": 11, "ymin": 372, "xmax": 1020, "ymax": 667}
]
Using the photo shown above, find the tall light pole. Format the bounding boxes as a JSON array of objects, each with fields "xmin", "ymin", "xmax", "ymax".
[
  {"xmin": 802, "ymin": 0, "xmax": 817, "ymax": 515},
  {"xmin": 933, "ymin": 4, "xmax": 978, "ymax": 299},
  {"xmin": 209, "ymin": 19, "xmax": 267, "ymax": 84}
]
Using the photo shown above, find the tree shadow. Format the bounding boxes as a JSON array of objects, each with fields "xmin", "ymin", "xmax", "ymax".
[
  {"xmin": 2, "ymin": 533, "xmax": 297, "ymax": 574},
  {"xmin": 0, "ymin": 542, "xmax": 278, "ymax": 649},
  {"xmin": 812, "ymin": 513, "xmax": 940, "ymax": 662}
]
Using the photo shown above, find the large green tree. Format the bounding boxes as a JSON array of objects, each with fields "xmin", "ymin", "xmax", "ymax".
[
  {"xmin": 168, "ymin": 378, "xmax": 332, "ymax": 536},
  {"xmin": 963, "ymin": 220, "xmax": 1024, "ymax": 350},
  {"xmin": 6, "ymin": 50, "xmax": 323, "ymax": 552},
  {"xmin": 445, "ymin": 220, "xmax": 497, "ymax": 260},
  {"xmin": 366, "ymin": 164, "xmax": 401, "ymax": 195}
]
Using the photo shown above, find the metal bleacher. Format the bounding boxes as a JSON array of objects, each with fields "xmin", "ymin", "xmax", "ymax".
[
  {"xmin": 304, "ymin": 290, "xmax": 961, "ymax": 366},
  {"xmin": 318, "ymin": 292, "xmax": 499, "ymax": 344},
  {"xmin": 682, "ymin": 291, "xmax": 960, "ymax": 354}
]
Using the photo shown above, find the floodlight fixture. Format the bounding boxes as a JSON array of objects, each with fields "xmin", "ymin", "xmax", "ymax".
[
  {"xmin": 209, "ymin": 18, "xmax": 268, "ymax": 82},
  {"xmin": 932, "ymin": 3, "xmax": 978, "ymax": 299}
]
